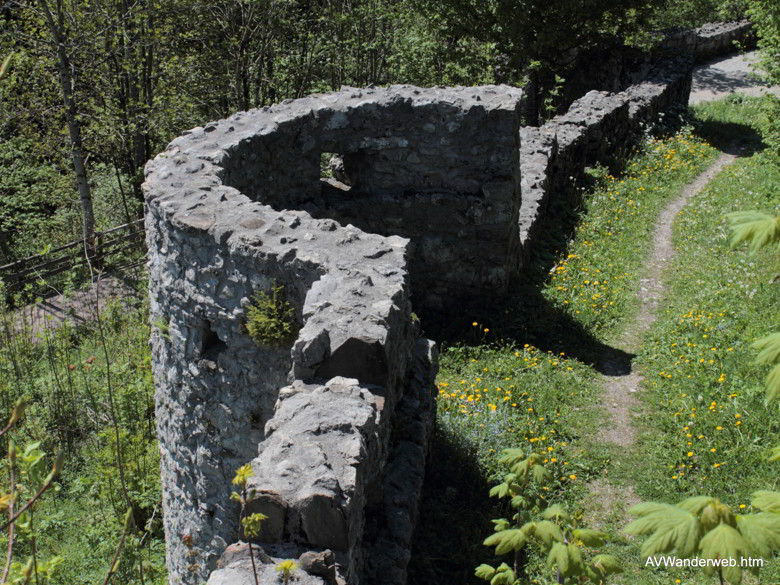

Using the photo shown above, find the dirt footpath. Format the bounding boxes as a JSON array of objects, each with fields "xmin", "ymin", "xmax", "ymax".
[{"xmin": 689, "ymin": 50, "xmax": 780, "ymax": 104}]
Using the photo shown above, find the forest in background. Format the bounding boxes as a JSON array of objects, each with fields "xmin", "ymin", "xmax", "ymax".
[{"xmin": 0, "ymin": 0, "xmax": 754, "ymax": 268}]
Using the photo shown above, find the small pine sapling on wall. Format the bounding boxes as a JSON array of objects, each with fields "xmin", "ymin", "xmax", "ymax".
[
  {"xmin": 476, "ymin": 450, "xmax": 623, "ymax": 585},
  {"xmin": 245, "ymin": 282, "xmax": 299, "ymax": 346}
]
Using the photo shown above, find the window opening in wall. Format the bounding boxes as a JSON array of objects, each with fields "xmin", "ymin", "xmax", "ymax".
[
  {"xmin": 201, "ymin": 320, "xmax": 227, "ymax": 358},
  {"xmin": 320, "ymin": 152, "xmax": 352, "ymax": 191}
]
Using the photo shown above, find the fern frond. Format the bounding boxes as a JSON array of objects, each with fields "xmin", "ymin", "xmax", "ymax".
[
  {"xmin": 725, "ymin": 211, "xmax": 780, "ymax": 253},
  {"xmin": 737, "ymin": 513, "xmax": 780, "ymax": 557}
]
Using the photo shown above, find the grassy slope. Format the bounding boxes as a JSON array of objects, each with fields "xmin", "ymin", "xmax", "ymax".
[
  {"xmin": 0, "ymin": 293, "xmax": 165, "ymax": 585},
  {"xmin": 413, "ymin": 122, "xmax": 722, "ymax": 584},
  {"xmin": 418, "ymin": 97, "xmax": 779, "ymax": 585},
  {"xmin": 606, "ymin": 98, "xmax": 780, "ymax": 585}
]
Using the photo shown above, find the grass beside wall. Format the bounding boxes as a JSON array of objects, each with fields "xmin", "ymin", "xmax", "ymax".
[
  {"xmin": 540, "ymin": 127, "xmax": 718, "ymax": 339},
  {"xmin": 0, "ymin": 284, "xmax": 166, "ymax": 585},
  {"xmin": 411, "ymin": 122, "xmax": 721, "ymax": 584}
]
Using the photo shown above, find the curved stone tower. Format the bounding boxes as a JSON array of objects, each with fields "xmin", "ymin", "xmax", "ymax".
[{"xmin": 143, "ymin": 85, "xmax": 525, "ymax": 585}]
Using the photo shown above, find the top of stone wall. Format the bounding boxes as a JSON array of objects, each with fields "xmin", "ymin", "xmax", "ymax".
[{"xmin": 144, "ymin": 84, "xmax": 524, "ymax": 390}]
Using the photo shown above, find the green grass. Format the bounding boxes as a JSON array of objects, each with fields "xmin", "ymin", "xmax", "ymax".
[
  {"xmin": 608, "ymin": 100, "xmax": 780, "ymax": 585},
  {"xmin": 0, "ymin": 289, "xmax": 165, "ymax": 585},
  {"xmin": 541, "ymin": 126, "xmax": 718, "ymax": 339},
  {"xmin": 417, "ymin": 98, "xmax": 780, "ymax": 585},
  {"xmin": 412, "ymin": 124, "xmax": 723, "ymax": 585}
]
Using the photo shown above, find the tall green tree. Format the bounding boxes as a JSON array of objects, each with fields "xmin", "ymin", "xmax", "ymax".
[
  {"xmin": 34, "ymin": 0, "xmax": 96, "ymax": 253},
  {"xmin": 412, "ymin": 0, "xmax": 664, "ymax": 124}
]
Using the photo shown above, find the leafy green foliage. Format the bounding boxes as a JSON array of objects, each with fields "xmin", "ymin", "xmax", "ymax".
[
  {"xmin": 626, "ymin": 494, "xmax": 780, "ymax": 584},
  {"xmin": 231, "ymin": 464, "xmax": 264, "ymax": 585},
  {"xmin": 753, "ymin": 333, "xmax": 780, "ymax": 403},
  {"xmin": 478, "ymin": 453, "xmax": 622, "ymax": 584},
  {"xmin": 0, "ymin": 290, "xmax": 165, "ymax": 584},
  {"xmin": 726, "ymin": 211, "xmax": 780, "ymax": 254},
  {"xmin": 246, "ymin": 282, "xmax": 298, "ymax": 346},
  {"xmin": 241, "ymin": 513, "xmax": 268, "ymax": 540}
]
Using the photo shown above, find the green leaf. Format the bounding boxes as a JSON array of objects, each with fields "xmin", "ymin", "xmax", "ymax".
[
  {"xmin": 490, "ymin": 564, "xmax": 516, "ymax": 585},
  {"xmin": 474, "ymin": 564, "xmax": 496, "ymax": 581},
  {"xmin": 490, "ymin": 483, "xmax": 510, "ymax": 499},
  {"xmin": 677, "ymin": 496, "xmax": 717, "ymax": 515},
  {"xmin": 765, "ymin": 363, "xmax": 780, "ymax": 404},
  {"xmin": 625, "ymin": 502, "xmax": 702, "ymax": 558},
  {"xmin": 534, "ymin": 520, "xmax": 564, "ymax": 547},
  {"xmin": 589, "ymin": 554, "xmax": 623, "ymax": 580},
  {"xmin": 23, "ymin": 442, "xmax": 42, "ymax": 457},
  {"xmin": 725, "ymin": 211, "xmax": 780, "ymax": 253},
  {"xmin": 573, "ymin": 528, "xmax": 607, "ymax": 547},
  {"xmin": 491, "ymin": 518, "xmax": 511, "ymax": 532},
  {"xmin": 769, "ymin": 445, "xmax": 780, "ymax": 462},
  {"xmin": 752, "ymin": 491, "xmax": 780, "ymax": 513},
  {"xmin": 532, "ymin": 463, "xmax": 551, "ymax": 484},
  {"xmin": 699, "ymin": 523, "xmax": 752, "ymax": 584},
  {"xmin": 0, "ymin": 53, "xmax": 13, "ymax": 81},
  {"xmin": 736, "ymin": 513, "xmax": 780, "ymax": 557},
  {"xmin": 547, "ymin": 542, "xmax": 569, "ymax": 575},
  {"xmin": 511, "ymin": 495, "xmax": 529, "ymax": 509},
  {"xmin": 483, "ymin": 528, "xmax": 528, "ymax": 555},
  {"xmin": 567, "ymin": 543, "xmax": 585, "ymax": 576},
  {"xmin": 753, "ymin": 333, "xmax": 780, "ymax": 366},
  {"xmin": 541, "ymin": 504, "xmax": 570, "ymax": 522}
]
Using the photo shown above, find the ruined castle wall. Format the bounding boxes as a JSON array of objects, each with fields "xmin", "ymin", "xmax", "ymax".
[
  {"xmin": 220, "ymin": 88, "xmax": 523, "ymax": 313},
  {"xmin": 518, "ymin": 54, "xmax": 694, "ymax": 262},
  {"xmin": 144, "ymin": 85, "xmax": 524, "ymax": 585},
  {"xmin": 560, "ymin": 20, "xmax": 753, "ymax": 113},
  {"xmin": 144, "ymin": 27, "xmax": 723, "ymax": 584}
]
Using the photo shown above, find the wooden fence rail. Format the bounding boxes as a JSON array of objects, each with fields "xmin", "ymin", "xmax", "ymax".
[{"xmin": 0, "ymin": 218, "xmax": 146, "ymax": 293}]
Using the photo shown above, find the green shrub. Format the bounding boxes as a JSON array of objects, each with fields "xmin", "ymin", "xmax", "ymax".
[{"xmin": 246, "ymin": 282, "xmax": 298, "ymax": 346}]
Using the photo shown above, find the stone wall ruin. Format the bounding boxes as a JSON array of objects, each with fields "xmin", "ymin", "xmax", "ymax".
[{"xmin": 143, "ymin": 21, "xmax": 750, "ymax": 585}]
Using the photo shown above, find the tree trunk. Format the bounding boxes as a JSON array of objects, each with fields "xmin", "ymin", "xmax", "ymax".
[{"xmin": 37, "ymin": 0, "xmax": 96, "ymax": 255}]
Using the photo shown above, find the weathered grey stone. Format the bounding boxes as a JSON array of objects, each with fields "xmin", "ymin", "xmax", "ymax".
[
  {"xmin": 299, "ymin": 549, "xmax": 338, "ymax": 583},
  {"xmin": 145, "ymin": 35, "xmax": 706, "ymax": 582}
]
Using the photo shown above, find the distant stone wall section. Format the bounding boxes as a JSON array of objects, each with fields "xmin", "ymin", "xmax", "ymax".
[
  {"xmin": 561, "ymin": 20, "xmax": 754, "ymax": 113},
  {"xmin": 519, "ymin": 53, "xmax": 694, "ymax": 260},
  {"xmin": 659, "ymin": 20, "xmax": 755, "ymax": 62}
]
